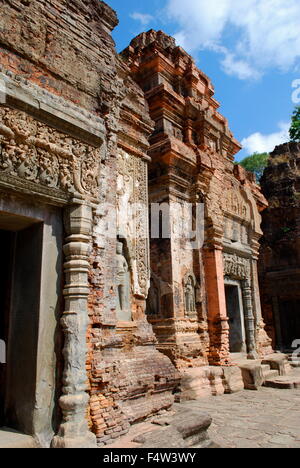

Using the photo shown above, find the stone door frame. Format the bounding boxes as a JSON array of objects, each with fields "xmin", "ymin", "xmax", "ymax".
[
  {"xmin": 224, "ymin": 278, "xmax": 247, "ymax": 353},
  {"xmin": 223, "ymin": 252, "xmax": 258, "ymax": 359},
  {"xmin": 0, "ymin": 197, "xmax": 67, "ymax": 444},
  {"xmin": 0, "ymin": 72, "xmax": 106, "ymax": 446},
  {"xmin": 0, "ymin": 192, "xmax": 97, "ymax": 448}
]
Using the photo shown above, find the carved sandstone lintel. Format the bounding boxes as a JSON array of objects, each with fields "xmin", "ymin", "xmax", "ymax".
[
  {"xmin": 0, "ymin": 107, "xmax": 102, "ymax": 200},
  {"xmin": 52, "ymin": 204, "xmax": 97, "ymax": 448},
  {"xmin": 223, "ymin": 253, "xmax": 251, "ymax": 280}
]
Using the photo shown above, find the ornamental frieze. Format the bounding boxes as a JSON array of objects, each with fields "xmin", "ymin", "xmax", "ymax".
[
  {"xmin": 0, "ymin": 107, "xmax": 102, "ymax": 198},
  {"xmin": 223, "ymin": 253, "xmax": 251, "ymax": 280}
]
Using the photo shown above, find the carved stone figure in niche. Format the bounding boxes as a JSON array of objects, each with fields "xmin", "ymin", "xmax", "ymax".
[
  {"xmin": 116, "ymin": 241, "xmax": 131, "ymax": 321},
  {"xmin": 146, "ymin": 278, "xmax": 159, "ymax": 316},
  {"xmin": 185, "ymin": 276, "xmax": 196, "ymax": 314}
]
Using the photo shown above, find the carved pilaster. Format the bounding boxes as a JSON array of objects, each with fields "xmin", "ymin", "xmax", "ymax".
[
  {"xmin": 242, "ymin": 279, "xmax": 258, "ymax": 360},
  {"xmin": 52, "ymin": 203, "xmax": 97, "ymax": 448},
  {"xmin": 251, "ymin": 237, "xmax": 273, "ymax": 356}
]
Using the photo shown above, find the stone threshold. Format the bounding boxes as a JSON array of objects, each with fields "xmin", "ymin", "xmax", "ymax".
[{"xmin": 0, "ymin": 427, "xmax": 38, "ymax": 449}]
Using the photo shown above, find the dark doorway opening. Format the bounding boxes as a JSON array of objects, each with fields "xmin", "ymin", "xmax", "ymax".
[
  {"xmin": 0, "ymin": 222, "xmax": 43, "ymax": 434},
  {"xmin": 0, "ymin": 230, "xmax": 15, "ymax": 427},
  {"xmin": 279, "ymin": 299, "xmax": 300, "ymax": 350},
  {"xmin": 225, "ymin": 284, "xmax": 246, "ymax": 353}
]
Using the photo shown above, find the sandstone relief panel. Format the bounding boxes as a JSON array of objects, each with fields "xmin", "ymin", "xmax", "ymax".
[
  {"xmin": 117, "ymin": 149, "xmax": 150, "ymax": 299},
  {"xmin": 0, "ymin": 107, "xmax": 102, "ymax": 199},
  {"xmin": 116, "ymin": 241, "xmax": 131, "ymax": 321},
  {"xmin": 183, "ymin": 273, "xmax": 198, "ymax": 318},
  {"xmin": 223, "ymin": 253, "xmax": 251, "ymax": 280}
]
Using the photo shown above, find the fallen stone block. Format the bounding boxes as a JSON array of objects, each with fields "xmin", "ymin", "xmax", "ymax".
[{"xmin": 132, "ymin": 409, "xmax": 213, "ymax": 448}]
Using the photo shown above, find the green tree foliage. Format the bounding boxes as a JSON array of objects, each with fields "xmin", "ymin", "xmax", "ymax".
[
  {"xmin": 289, "ymin": 106, "xmax": 300, "ymax": 142},
  {"xmin": 236, "ymin": 152, "xmax": 269, "ymax": 182}
]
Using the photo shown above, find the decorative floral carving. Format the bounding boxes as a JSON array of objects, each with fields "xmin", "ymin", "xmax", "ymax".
[
  {"xmin": 0, "ymin": 107, "xmax": 102, "ymax": 198},
  {"xmin": 80, "ymin": 146, "xmax": 101, "ymax": 195}
]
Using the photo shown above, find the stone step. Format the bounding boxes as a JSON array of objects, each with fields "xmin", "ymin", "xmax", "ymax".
[
  {"xmin": 290, "ymin": 361, "xmax": 300, "ymax": 368},
  {"xmin": 288, "ymin": 356, "xmax": 300, "ymax": 363},
  {"xmin": 261, "ymin": 364, "xmax": 271, "ymax": 373},
  {"xmin": 261, "ymin": 364, "xmax": 279, "ymax": 381},
  {"xmin": 262, "ymin": 354, "xmax": 291, "ymax": 376},
  {"xmin": 263, "ymin": 370, "xmax": 280, "ymax": 380},
  {"xmin": 261, "ymin": 364, "xmax": 280, "ymax": 381},
  {"xmin": 287, "ymin": 356, "xmax": 300, "ymax": 368},
  {"xmin": 0, "ymin": 428, "xmax": 37, "ymax": 448},
  {"xmin": 264, "ymin": 374, "xmax": 300, "ymax": 390},
  {"xmin": 235, "ymin": 354, "xmax": 294, "ymax": 391}
]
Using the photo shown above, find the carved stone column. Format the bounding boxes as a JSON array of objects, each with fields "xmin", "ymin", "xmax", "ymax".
[
  {"xmin": 52, "ymin": 203, "xmax": 97, "ymax": 448},
  {"xmin": 251, "ymin": 241, "xmax": 273, "ymax": 356},
  {"xmin": 242, "ymin": 279, "xmax": 258, "ymax": 360}
]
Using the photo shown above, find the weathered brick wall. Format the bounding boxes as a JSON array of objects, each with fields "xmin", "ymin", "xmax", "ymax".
[
  {"xmin": 0, "ymin": 0, "xmax": 273, "ymax": 445},
  {"xmin": 0, "ymin": 0, "xmax": 119, "ymax": 111},
  {"xmin": 86, "ymin": 61, "xmax": 178, "ymax": 446},
  {"xmin": 0, "ymin": 1, "xmax": 178, "ymax": 446}
]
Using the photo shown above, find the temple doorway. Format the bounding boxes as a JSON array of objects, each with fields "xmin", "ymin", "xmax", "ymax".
[
  {"xmin": 225, "ymin": 283, "xmax": 247, "ymax": 353},
  {"xmin": 0, "ymin": 219, "xmax": 43, "ymax": 433}
]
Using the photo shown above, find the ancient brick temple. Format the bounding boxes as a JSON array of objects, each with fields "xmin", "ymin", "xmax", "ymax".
[
  {"xmin": 0, "ymin": 0, "xmax": 272, "ymax": 449},
  {"xmin": 122, "ymin": 31, "xmax": 272, "ymax": 398},
  {"xmin": 259, "ymin": 142, "xmax": 300, "ymax": 352}
]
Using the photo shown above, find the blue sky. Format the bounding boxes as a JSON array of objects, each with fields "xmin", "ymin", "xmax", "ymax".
[{"xmin": 108, "ymin": 0, "xmax": 300, "ymax": 161}]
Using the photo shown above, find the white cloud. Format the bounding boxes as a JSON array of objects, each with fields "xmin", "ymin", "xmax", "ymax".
[
  {"xmin": 241, "ymin": 122, "xmax": 290, "ymax": 155},
  {"xmin": 130, "ymin": 12, "xmax": 154, "ymax": 26},
  {"xmin": 220, "ymin": 49, "xmax": 261, "ymax": 80},
  {"xmin": 166, "ymin": 0, "xmax": 300, "ymax": 79}
]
